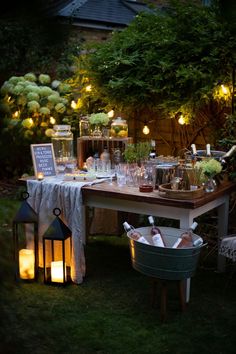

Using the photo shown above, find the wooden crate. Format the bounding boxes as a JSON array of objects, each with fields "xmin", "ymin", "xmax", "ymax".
[{"xmin": 77, "ymin": 137, "xmax": 133, "ymax": 168}]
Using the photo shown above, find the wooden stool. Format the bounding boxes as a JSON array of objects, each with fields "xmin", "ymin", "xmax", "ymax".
[{"xmin": 151, "ymin": 278, "xmax": 187, "ymax": 322}]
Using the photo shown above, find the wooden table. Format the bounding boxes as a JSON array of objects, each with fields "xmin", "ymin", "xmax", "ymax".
[
  {"xmin": 82, "ymin": 180, "xmax": 235, "ymax": 302},
  {"xmin": 82, "ymin": 180, "xmax": 236, "ymax": 273},
  {"xmin": 20, "ymin": 177, "xmax": 236, "ymax": 295}
]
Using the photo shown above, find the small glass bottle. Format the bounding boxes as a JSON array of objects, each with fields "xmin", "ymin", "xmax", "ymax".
[
  {"xmin": 149, "ymin": 140, "xmax": 156, "ymax": 159},
  {"xmin": 148, "ymin": 216, "xmax": 166, "ymax": 247},
  {"xmin": 100, "ymin": 147, "xmax": 110, "ymax": 163},
  {"xmin": 100, "ymin": 147, "xmax": 111, "ymax": 173},
  {"xmin": 123, "ymin": 222, "xmax": 150, "ymax": 244},
  {"xmin": 172, "ymin": 222, "xmax": 198, "ymax": 248}
]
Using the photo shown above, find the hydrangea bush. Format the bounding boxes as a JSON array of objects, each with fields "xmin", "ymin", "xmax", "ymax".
[
  {"xmin": 0, "ymin": 73, "xmax": 73, "ymax": 178},
  {"xmin": 0, "ymin": 72, "xmax": 72, "ymax": 139}
]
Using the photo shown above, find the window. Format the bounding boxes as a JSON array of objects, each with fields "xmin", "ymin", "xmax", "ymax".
[{"xmin": 202, "ymin": 0, "xmax": 212, "ymax": 6}]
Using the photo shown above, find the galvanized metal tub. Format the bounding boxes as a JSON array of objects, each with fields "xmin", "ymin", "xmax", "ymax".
[
  {"xmin": 185, "ymin": 150, "xmax": 225, "ymax": 162},
  {"xmin": 129, "ymin": 226, "xmax": 205, "ymax": 281}
]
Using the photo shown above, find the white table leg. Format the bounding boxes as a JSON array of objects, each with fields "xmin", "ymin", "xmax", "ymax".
[{"xmin": 217, "ymin": 196, "xmax": 229, "ymax": 272}]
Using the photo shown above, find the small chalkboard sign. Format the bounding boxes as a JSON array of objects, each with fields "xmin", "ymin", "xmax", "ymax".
[{"xmin": 31, "ymin": 143, "xmax": 57, "ymax": 177}]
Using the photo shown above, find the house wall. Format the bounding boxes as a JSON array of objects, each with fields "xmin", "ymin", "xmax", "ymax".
[{"xmin": 70, "ymin": 26, "xmax": 112, "ymax": 43}]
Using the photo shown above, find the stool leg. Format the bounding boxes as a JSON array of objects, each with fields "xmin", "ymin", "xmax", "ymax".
[
  {"xmin": 160, "ymin": 281, "xmax": 167, "ymax": 322},
  {"xmin": 178, "ymin": 280, "xmax": 186, "ymax": 312}
]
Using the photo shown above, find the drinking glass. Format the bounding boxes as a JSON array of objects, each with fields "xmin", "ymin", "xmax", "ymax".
[{"xmin": 116, "ymin": 163, "xmax": 127, "ymax": 187}]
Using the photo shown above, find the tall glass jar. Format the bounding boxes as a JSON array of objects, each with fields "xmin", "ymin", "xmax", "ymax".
[
  {"xmin": 51, "ymin": 125, "xmax": 74, "ymax": 166},
  {"xmin": 79, "ymin": 116, "xmax": 90, "ymax": 137}
]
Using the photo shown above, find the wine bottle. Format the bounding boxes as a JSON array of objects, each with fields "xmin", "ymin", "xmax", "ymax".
[
  {"xmin": 190, "ymin": 144, "xmax": 197, "ymax": 167},
  {"xmin": 123, "ymin": 222, "xmax": 150, "ymax": 244},
  {"xmin": 148, "ymin": 216, "xmax": 166, "ymax": 247},
  {"xmin": 220, "ymin": 145, "xmax": 236, "ymax": 169},
  {"xmin": 172, "ymin": 222, "xmax": 198, "ymax": 248},
  {"xmin": 206, "ymin": 144, "xmax": 211, "ymax": 157},
  {"xmin": 221, "ymin": 145, "xmax": 236, "ymax": 160},
  {"xmin": 191, "ymin": 144, "xmax": 197, "ymax": 155}
]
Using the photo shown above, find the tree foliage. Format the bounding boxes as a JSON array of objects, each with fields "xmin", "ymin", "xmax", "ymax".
[
  {"xmin": 83, "ymin": 1, "xmax": 236, "ymax": 119},
  {"xmin": 0, "ymin": 6, "xmax": 81, "ymax": 83}
]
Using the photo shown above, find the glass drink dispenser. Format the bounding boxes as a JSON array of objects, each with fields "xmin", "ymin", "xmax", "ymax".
[{"xmin": 51, "ymin": 125, "xmax": 74, "ymax": 169}]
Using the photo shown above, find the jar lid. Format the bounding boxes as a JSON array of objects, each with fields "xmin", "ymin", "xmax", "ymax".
[
  {"xmin": 53, "ymin": 125, "xmax": 71, "ymax": 130},
  {"xmin": 112, "ymin": 117, "xmax": 126, "ymax": 123}
]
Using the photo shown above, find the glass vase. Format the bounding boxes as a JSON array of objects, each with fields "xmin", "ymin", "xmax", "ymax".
[
  {"xmin": 205, "ymin": 177, "xmax": 216, "ymax": 193},
  {"xmin": 91, "ymin": 124, "xmax": 102, "ymax": 137}
]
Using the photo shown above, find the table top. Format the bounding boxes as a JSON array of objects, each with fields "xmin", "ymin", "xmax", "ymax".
[
  {"xmin": 19, "ymin": 176, "xmax": 236, "ymax": 210},
  {"xmin": 82, "ymin": 179, "xmax": 236, "ymax": 209}
]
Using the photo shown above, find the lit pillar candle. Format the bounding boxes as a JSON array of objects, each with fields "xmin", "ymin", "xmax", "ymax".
[
  {"xmin": 19, "ymin": 249, "xmax": 35, "ymax": 279},
  {"xmin": 51, "ymin": 261, "xmax": 67, "ymax": 283}
]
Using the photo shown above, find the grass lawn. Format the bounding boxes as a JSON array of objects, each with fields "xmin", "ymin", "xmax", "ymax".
[{"xmin": 1, "ymin": 196, "xmax": 236, "ymax": 354}]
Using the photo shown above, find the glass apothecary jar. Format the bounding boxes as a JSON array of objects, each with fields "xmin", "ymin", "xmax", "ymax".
[
  {"xmin": 79, "ymin": 116, "xmax": 90, "ymax": 137},
  {"xmin": 51, "ymin": 125, "xmax": 74, "ymax": 165},
  {"xmin": 110, "ymin": 117, "xmax": 128, "ymax": 138}
]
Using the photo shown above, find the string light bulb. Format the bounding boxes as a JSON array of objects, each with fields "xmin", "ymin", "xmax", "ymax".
[
  {"xmin": 178, "ymin": 114, "xmax": 185, "ymax": 125},
  {"xmin": 13, "ymin": 111, "xmax": 19, "ymax": 118},
  {"xmin": 71, "ymin": 100, "xmax": 77, "ymax": 109},
  {"xmin": 143, "ymin": 124, "xmax": 150, "ymax": 135},
  {"xmin": 85, "ymin": 85, "xmax": 92, "ymax": 92},
  {"xmin": 108, "ymin": 109, "xmax": 114, "ymax": 118},
  {"xmin": 221, "ymin": 84, "xmax": 230, "ymax": 95},
  {"xmin": 50, "ymin": 116, "xmax": 56, "ymax": 125}
]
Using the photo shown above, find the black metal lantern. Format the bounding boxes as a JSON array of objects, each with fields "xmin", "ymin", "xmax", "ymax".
[
  {"xmin": 13, "ymin": 192, "xmax": 38, "ymax": 281},
  {"xmin": 43, "ymin": 208, "xmax": 72, "ymax": 285}
]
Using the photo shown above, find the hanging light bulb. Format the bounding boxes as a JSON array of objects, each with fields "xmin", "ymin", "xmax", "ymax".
[
  {"xmin": 13, "ymin": 111, "xmax": 19, "ymax": 118},
  {"xmin": 50, "ymin": 116, "xmax": 56, "ymax": 125},
  {"xmin": 221, "ymin": 84, "xmax": 230, "ymax": 95},
  {"xmin": 108, "ymin": 109, "xmax": 114, "ymax": 118},
  {"xmin": 85, "ymin": 85, "xmax": 92, "ymax": 92},
  {"xmin": 143, "ymin": 124, "xmax": 150, "ymax": 135},
  {"xmin": 71, "ymin": 100, "xmax": 77, "ymax": 109},
  {"xmin": 178, "ymin": 114, "xmax": 185, "ymax": 125}
]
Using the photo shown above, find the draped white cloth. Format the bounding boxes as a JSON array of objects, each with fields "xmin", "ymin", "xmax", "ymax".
[
  {"xmin": 219, "ymin": 235, "xmax": 236, "ymax": 262},
  {"xmin": 26, "ymin": 176, "xmax": 105, "ymax": 284}
]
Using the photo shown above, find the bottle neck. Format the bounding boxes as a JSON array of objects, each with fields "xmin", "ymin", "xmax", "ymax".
[
  {"xmin": 123, "ymin": 222, "xmax": 132, "ymax": 233},
  {"xmin": 223, "ymin": 145, "xmax": 236, "ymax": 158},
  {"xmin": 191, "ymin": 143, "xmax": 197, "ymax": 155},
  {"xmin": 188, "ymin": 222, "xmax": 198, "ymax": 233},
  {"xmin": 148, "ymin": 216, "xmax": 154, "ymax": 226},
  {"xmin": 206, "ymin": 144, "xmax": 211, "ymax": 156}
]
